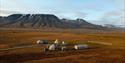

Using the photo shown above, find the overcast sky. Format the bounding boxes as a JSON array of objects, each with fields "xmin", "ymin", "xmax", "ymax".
[{"xmin": 0, "ymin": 0, "xmax": 125, "ymax": 26}]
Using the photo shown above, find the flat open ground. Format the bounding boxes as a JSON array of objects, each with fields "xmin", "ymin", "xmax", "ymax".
[{"xmin": 0, "ymin": 28, "xmax": 125, "ymax": 63}]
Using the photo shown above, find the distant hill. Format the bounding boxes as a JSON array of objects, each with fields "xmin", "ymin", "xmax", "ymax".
[{"xmin": 0, "ymin": 14, "xmax": 104, "ymax": 29}]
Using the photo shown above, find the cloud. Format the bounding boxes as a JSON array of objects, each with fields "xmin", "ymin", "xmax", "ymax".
[
  {"xmin": 55, "ymin": 11, "xmax": 87, "ymax": 19},
  {"xmin": 99, "ymin": 10, "xmax": 125, "ymax": 26},
  {"xmin": 0, "ymin": 10, "xmax": 21, "ymax": 16},
  {"xmin": 74, "ymin": 12, "xmax": 87, "ymax": 18}
]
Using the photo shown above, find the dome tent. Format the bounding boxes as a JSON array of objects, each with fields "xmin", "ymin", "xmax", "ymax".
[
  {"xmin": 36, "ymin": 40, "xmax": 48, "ymax": 44},
  {"xmin": 48, "ymin": 44, "xmax": 59, "ymax": 50},
  {"xmin": 54, "ymin": 39, "xmax": 59, "ymax": 44}
]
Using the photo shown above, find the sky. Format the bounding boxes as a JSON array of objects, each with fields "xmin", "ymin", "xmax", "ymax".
[{"xmin": 0, "ymin": 0, "xmax": 125, "ymax": 26}]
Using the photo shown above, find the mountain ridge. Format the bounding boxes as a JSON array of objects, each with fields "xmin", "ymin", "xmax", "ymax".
[{"xmin": 0, "ymin": 14, "xmax": 104, "ymax": 29}]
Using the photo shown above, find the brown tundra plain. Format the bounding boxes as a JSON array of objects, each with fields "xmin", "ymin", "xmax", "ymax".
[{"xmin": 0, "ymin": 28, "xmax": 125, "ymax": 63}]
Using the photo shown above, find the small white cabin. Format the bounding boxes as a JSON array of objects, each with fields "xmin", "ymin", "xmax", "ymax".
[{"xmin": 74, "ymin": 44, "xmax": 88, "ymax": 50}]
